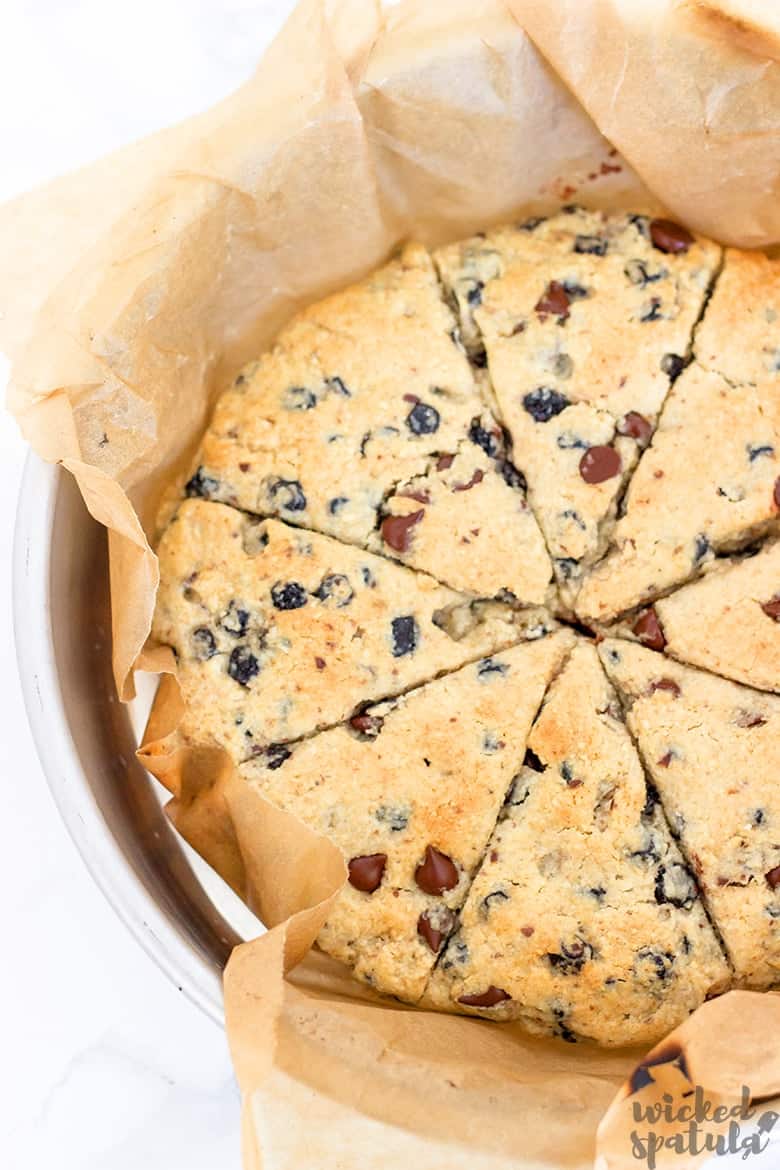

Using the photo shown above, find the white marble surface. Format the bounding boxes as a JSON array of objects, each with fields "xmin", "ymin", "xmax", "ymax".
[{"xmin": 0, "ymin": 3, "xmax": 296, "ymax": 1167}]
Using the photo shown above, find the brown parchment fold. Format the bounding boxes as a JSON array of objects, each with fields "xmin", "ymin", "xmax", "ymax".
[{"xmin": 4, "ymin": 1, "xmax": 780, "ymax": 1166}]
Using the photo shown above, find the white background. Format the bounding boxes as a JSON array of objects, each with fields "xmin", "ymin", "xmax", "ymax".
[{"xmin": 0, "ymin": 3, "xmax": 295, "ymax": 1167}]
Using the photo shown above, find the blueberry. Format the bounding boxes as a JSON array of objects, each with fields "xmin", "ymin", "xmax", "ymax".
[
  {"xmin": 522, "ymin": 388, "xmax": 569, "ymax": 423},
  {"xmin": 220, "ymin": 601, "xmax": 249, "ymax": 637},
  {"xmin": 478, "ymin": 657, "xmax": 509, "ymax": 678},
  {"xmin": 639, "ymin": 297, "xmax": 663, "ymax": 322},
  {"xmin": 185, "ymin": 467, "xmax": 220, "ymax": 499},
  {"xmin": 466, "ymin": 281, "xmax": 484, "ymax": 307},
  {"xmin": 480, "ymin": 889, "xmax": 510, "ymax": 919},
  {"xmin": 500, "ymin": 460, "xmax": 527, "ymax": 491},
  {"xmin": 325, "ymin": 375, "xmax": 350, "ymax": 397},
  {"xmin": 574, "ymin": 235, "xmax": 607, "ymax": 256},
  {"xmin": 264, "ymin": 744, "xmax": 291, "ymax": 770},
  {"xmin": 391, "ymin": 615, "xmax": 419, "ymax": 657},
  {"xmin": 562, "ymin": 280, "xmax": 589, "ymax": 301},
  {"xmin": 191, "ymin": 627, "xmax": 217, "ymax": 660},
  {"xmin": 555, "ymin": 557, "xmax": 579, "ymax": 580},
  {"xmin": 468, "ymin": 417, "xmax": 501, "ymax": 456},
  {"xmin": 661, "ymin": 353, "xmax": 685, "ymax": 379},
  {"xmin": 271, "ymin": 582, "xmax": 308, "ymax": 610},
  {"xmin": 228, "ymin": 646, "xmax": 259, "ymax": 687},
  {"xmin": 328, "ymin": 496, "xmax": 349, "ymax": 515},
  {"xmin": 523, "ymin": 748, "xmax": 544, "ymax": 773},
  {"xmin": 635, "ymin": 947, "xmax": 675, "ymax": 981},
  {"xmin": 546, "ymin": 937, "xmax": 594, "ymax": 975},
  {"xmin": 748, "ymin": 444, "xmax": 775, "ymax": 462},
  {"xmin": 314, "ymin": 573, "xmax": 354, "ymax": 607},
  {"xmin": 282, "ymin": 385, "xmax": 317, "ymax": 411},
  {"xmin": 406, "ymin": 401, "xmax": 440, "ymax": 435},
  {"xmin": 624, "ymin": 259, "xmax": 663, "ymax": 286},
  {"xmin": 269, "ymin": 478, "xmax": 307, "ymax": 512},
  {"xmin": 654, "ymin": 863, "xmax": 697, "ymax": 909},
  {"xmin": 693, "ymin": 533, "xmax": 711, "ymax": 565},
  {"xmin": 375, "ymin": 805, "xmax": 410, "ymax": 832}
]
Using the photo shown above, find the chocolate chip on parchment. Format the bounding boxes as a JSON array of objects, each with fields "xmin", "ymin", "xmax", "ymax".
[
  {"xmin": 579, "ymin": 445, "xmax": 621, "ymax": 484},
  {"xmin": 348, "ymin": 854, "xmax": 387, "ymax": 893},
  {"xmin": 415, "ymin": 845, "xmax": 459, "ymax": 895},
  {"xmin": 535, "ymin": 280, "xmax": 570, "ymax": 321},
  {"xmin": 381, "ymin": 510, "xmax": 425, "ymax": 553},
  {"xmin": 457, "ymin": 986, "xmax": 511, "ymax": 1008},
  {"xmin": 618, "ymin": 411, "xmax": 653, "ymax": 445},
  {"xmin": 761, "ymin": 596, "xmax": 780, "ymax": 621},
  {"xmin": 227, "ymin": 646, "xmax": 260, "ymax": 687},
  {"xmin": 391, "ymin": 615, "xmax": 419, "ymax": 657},
  {"xmin": 271, "ymin": 581, "xmax": 308, "ymax": 610},
  {"xmin": 633, "ymin": 607, "xmax": 667, "ymax": 652},
  {"xmin": 417, "ymin": 909, "xmax": 455, "ymax": 954},
  {"xmin": 406, "ymin": 401, "xmax": 440, "ymax": 435},
  {"xmin": 522, "ymin": 387, "xmax": 569, "ymax": 423},
  {"xmin": 650, "ymin": 218, "xmax": 693, "ymax": 254}
]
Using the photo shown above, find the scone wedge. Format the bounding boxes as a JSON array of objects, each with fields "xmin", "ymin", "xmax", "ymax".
[
  {"xmin": 424, "ymin": 641, "xmax": 729, "ymax": 1047},
  {"xmin": 239, "ymin": 632, "xmax": 574, "ymax": 1001}
]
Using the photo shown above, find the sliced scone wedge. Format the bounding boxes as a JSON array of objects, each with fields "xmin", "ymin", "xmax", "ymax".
[
  {"xmin": 695, "ymin": 249, "xmax": 780, "ymax": 386},
  {"xmin": 152, "ymin": 499, "xmax": 556, "ymax": 759},
  {"xmin": 435, "ymin": 208, "xmax": 721, "ymax": 600},
  {"xmin": 600, "ymin": 638, "xmax": 780, "ymax": 988},
  {"xmin": 239, "ymin": 632, "xmax": 574, "ymax": 1001},
  {"xmin": 576, "ymin": 363, "xmax": 780, "ymax": 623},
  {"xmin": 622, "ymin": 540, "xmax": 780, "ymax": 692},
  {"xmin": 180, "ymin": 243, "xmax": 552, "ymax": 604},
  {"xmin": 423, "ymin": 640, "xmax": 729, "ymax": 1047}
]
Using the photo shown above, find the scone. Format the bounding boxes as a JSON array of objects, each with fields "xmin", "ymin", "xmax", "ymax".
[
  {"xmin": 600, "ymin": 639, "xmax": 780, "ymax": 988},
  {"xmin": 423, "ymin": 642, "xmax": 729, "ymax": 1047},
  {"xmin": 620, "ymin": 540, "xmax": 780, "ymax": 692},
  {"xmin": 181, "ymin": 243, "xmax": 552, "ymax": 604},
  {"xmin": 435, "ymin": 208, "xmax": 721, "ymax": 599},
  {"xmin": 239, "ymin": 632, "xmax": 573, "ymax": 1001},
  {"xmin": 152, "ymin": 498, "xmax": 554, "ymax": 758}
]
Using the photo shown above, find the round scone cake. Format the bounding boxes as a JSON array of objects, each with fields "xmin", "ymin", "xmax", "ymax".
[{"xmin": 151, "ymin": 207, "xmax": 780, "ymax": 1047}]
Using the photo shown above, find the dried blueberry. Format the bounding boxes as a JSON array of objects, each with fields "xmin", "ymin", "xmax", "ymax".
[
  {"xmin": 391, "ymin": 615, "xmax": 419, "ymax": 657},
  {"xmin": 282, "ymin": 385, "xmax": 317, "ymax": 411},
  {"xmin": 325, "ymin": 375, "xmax": 350, "ymax": 397},
  {"xmin": 574, "ymin": 234, "xmax": 607, "ymax": 256},
  {"xmin": 228, "ymin": 646, "xmax": 260, "ymax": 687},
  {"xmin": 522, "ymin": 388, "xmax": 569, "ymax": 423},
  {"xmin": 524, "ymin": 748, "xmax": 544, "ymax": 773},
  {"xmin": 406, "ymin": 401, "xmax": 440, "ymax": 435},
  {"xmin": 482, "ymin": 731, "xmax": 503, "ymax": 754},
  {"xmin": 506, "ymin": 772, "xmax": 533, "ymax": 805},
  {"xmin": 639, "ymin": 297, "xmax": 663, "ymax": 323},
  {"xmin": 314, "ymin": 573, "xmax": 354, "ymax": 607},
  {"xmin": 185, "ymin": 467, "xmax": 220, "ymax": 499},
  {"xmin": 271, "ymin": 581, "xmax": 308, "ymax": 610},
  {"xmin": 375, "ymin": 804, "xmax": 410, "ymax": 832},
  {"xmin": 468, "ymin": 417, "xmax": 502, "ymax": 457},
  {"xmin": 480, "ymin": 889, "xmax": 510, "ymax": 919},
  {"xmin": 635, "ymin": 947, "xmax": 675, "ymax": 981},
  {"xmin": 588, "ymin": 886, "xmax": 607, "ymax": 902},
  {"xmin": 361, "ymin": 566, "xmax": 377, "ymax": 588},
  {"xmin": 555, "ymin": 557, "xmax": 579, "ymax": 581},
  {"xmin": 328, "ymin": 496, "xmax": 349, "ymax": 514},
  {"xmin": 500, "ymin": 459, "xmax": 527, "ymax": 491},
  {"xmin": 693, "ymin": 534, "xmax": 711, "ymax": 565},
  {"xmin": 546, "ymin": 937, "xmax": 594, "ymax": 975},
  {"xmin": 478, "ymin": 657, "xmax": 509, "ymax": 678},
  {"xmin": 655, "ymin": 863, "xmax": 697, "ymax": 909},
  {"xmin": 466, "ymin": 281, "xmax": 484, "ymax": 307},
  {"xmin": 748, "ymin": 444, "xmax": 775, "ymax": 462},
  {"xmin": 269, "ymin": 478, "xmax": 307, "ymax": 513},
  {"xmin": 220, "ymin": 601, "xmax": 250, "ymax": 638},
  {"xmin": 661, "ymin": 353, "xmax": 685, "ymax": 379},
  {"xmin": 263, "ymin": 744, "xmax": 291, "ymax": 770},
  {"xmin": 562, "ymin": 280, "xmax": 589, "ymax": 301},
  {"xmin": 191, "ymin": 627, "xmax": 217, "ymax": 660},
  {"xmin": 624, "ymin": 259, "xmax": 663, "ymax": 286}
]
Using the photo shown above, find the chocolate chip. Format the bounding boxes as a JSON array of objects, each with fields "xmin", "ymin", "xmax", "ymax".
[
  {"xmin": 220, "ymin": 601, "xmax": 250, "ymax": 638},
  {"xmin": 398, "ymin": 489, "xmax": 430, "ymax": 504},
  {"xmin": 228, "ymin": 646, "xmax": 260, "ymax": 687},
  {"xmin": 415, "ymin": 845, "xmax": 459, "ymax": 894},
  {"xmin": 748, "ymin": 444, "xmax": 775, "ymax": 462},
  {"xmin": 650, "ymin": 218, "xmax": 693, "ymax": 254},
  {"xmin": 618, "ymin": 411, "xmax": 653, "ymax": 444},
  {"xmin": 579, "ymin": 445, "xmax": 621, "ymax": 484},
  {"xmin": 437, "ymin": 453, "xmax": 455, "ymax": 471},
  {"xmin": 271, "ymin": 581, "xmax": 308, "ymax": 610},
  {"xmin": 466, "ymin": 281, "xmax": 484, "ymax": 307},
  {"xmin": 535, "ymin": 280, "xmax": 570, "ymax": 320},
  {"xmin": 263, "ymin": 744, "xmax": 291, "ymax": 770},
  {"xmin": 453, "ymin": 469, "xmax": 484, "ymax": 492},
  {"xmin": 391, "ymin": 615, "xmax": 419, "ymax": 657},
  {"xmin": 347, "ymin": 854, "xmax": 387, "ymax": 893},
  {"xmin": 468, "ymin": 418, "xmax": 502, "ymax": 456},
  {"xmin": 191, "ymin": 627, "xmax": 217, "ymax": 659},
  {"xmin": 735, "ymin": 710, "xmax": 767, "ymax": 729},
  {"xmin": 661, "ymin": 353, "xmax": 685, "ymax": 379},
  {"xmin": 765, "ymin": 866, "xmax": 780, "ymax": 890},
  {"xmin": 774, "ymin": 477, "xmax": 780, "ymax": 510},
  {"xmin": 315, "ymin": 656, "xmax": 326, "ymax": 670},
  {"xmin": 269, "ymin": 478, "xmax": 307, "ymax": 512},
  {"xmin": 282, "ymin": 385, "xmax": 317, "ymax": 410},
  {"xmin": 522, "ymin": 388, "xmax": 569, "ymax": 423},
  {"xmin": 500, "ymin": 460, "xmax": 527, "ymax": 491},
  {"xmin": 633, "ymin": 607, "xmax": 667, "ymax": 651},
  {"xmin": 761, "ymin": 596, "xmax": 780, "ymax": 620},
  {"xmin": 650, "ymin": 677, "xmax": 681, "ymax": 697},
  {"xmin": 658, "ymin": 750, "xmax": 675, "ymax": 767},
  {"xmin": 457, "ymin": 986, "xmax": 511, "ymax": 1007},
  {"xmin": 406, "ymin": 401, "xmax": 440, "ymax": 435},
  {"xmin": 574, "ymin": 234, "xmax": 607, "ymax": 256},
  {"xmin": 328, "ymin": 496, "xmax": 349, "ymax": 514},
  {"xmin": 417, "ymin": 910, "xmax": 454, "ymax": 953},
  {"xmin": 546, "ymin": 937, "xmax": 594, "ymax": 975},
  {"xmin": 185, "ymin": 467, "xmax": 220, "ymax": 499},
  {"xmin": 314, "ymin": 573, "xmax": 354, "ymax": 607},
  {"xmin": 350, "ymin": 713, "xmax": 384, "ymax": 739},
  {"xmin": 655, "ymin": 863, "xmax": 697, "ymax": 909}
]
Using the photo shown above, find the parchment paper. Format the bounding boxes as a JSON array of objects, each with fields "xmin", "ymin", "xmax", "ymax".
[{"xmin": 3, "ymin": 1, "xmax": 780, "ymax": 1166}]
